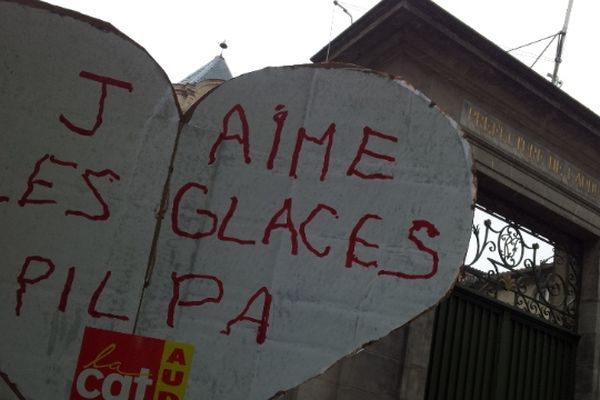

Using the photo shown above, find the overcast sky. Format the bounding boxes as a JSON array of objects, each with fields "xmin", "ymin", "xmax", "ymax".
[{"xmin": 42, "ymin": 0, "xmax": 599, "ymax": 115}]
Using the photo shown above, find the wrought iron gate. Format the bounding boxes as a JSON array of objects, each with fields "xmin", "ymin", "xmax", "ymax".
[
  {"xmin": 426, "ymin": 204, "xmax": 580, "ymax": 400},
  {"xmin": 426, "ymin": 288, "xmax": 578, "ymax": 400}
]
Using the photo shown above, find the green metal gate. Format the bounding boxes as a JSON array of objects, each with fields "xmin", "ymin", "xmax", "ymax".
[{"xmin": 425, "ymin": 287, "xmax": 578, "ymax": 400}]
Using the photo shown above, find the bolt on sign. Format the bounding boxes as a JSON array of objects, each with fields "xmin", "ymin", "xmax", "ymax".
[{"xmin": 0, "ymin": 1, "xmax": 475, "ymax": 399}]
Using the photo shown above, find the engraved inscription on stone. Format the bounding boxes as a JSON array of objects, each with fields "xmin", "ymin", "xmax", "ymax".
[{"xmin": 461, "ymin": 101, "xmax": 600, "ymax": 204}]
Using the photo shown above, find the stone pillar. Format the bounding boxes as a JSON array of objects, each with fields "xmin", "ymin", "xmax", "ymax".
[
  {"xmin": 575, "ymin": 239, "xmax": 600, "ymax": 400},
  {"xmin": 397, "ymin": 308, "xmax": 436, "ymax": 400}
]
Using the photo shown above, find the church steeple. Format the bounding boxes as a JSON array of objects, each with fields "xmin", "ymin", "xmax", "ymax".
[
  {"xmin": 173, "ymin": 47, "xmax": 233, "ymax": 112},
  {"xmin": 179, "ymin": 54, "xmax": 232, "ymax": 85}
]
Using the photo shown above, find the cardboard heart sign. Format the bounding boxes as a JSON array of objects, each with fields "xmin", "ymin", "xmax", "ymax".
[
  {"xmin": 0, "ymin": 1, "xmax": 474, "ymax": 399},
  {"xmin": 133, "ymin": 65, "xmax": 475, "ymax": 399},
  {"xmin": 0, "ymin": 1, "xmax": 179, "ymax": 398}
]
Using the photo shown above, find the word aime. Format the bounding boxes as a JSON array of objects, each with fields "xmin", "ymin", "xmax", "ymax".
[{"xmin": 207, "ymin": 104, "xmax": 400, "ymax": 182}]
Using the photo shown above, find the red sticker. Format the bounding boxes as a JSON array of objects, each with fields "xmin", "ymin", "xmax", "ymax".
[{"xmin": 70, "ymin": 327, "xmax": 194, "ymax": 400}]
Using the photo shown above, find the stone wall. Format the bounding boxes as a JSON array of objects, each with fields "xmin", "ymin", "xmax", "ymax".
[{"xmin": 278, "ymin": 309, "xmax": 436, "ymax": 400}]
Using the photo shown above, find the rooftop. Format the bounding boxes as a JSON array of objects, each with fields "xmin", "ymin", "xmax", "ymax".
[{"xmin": 179, "ymin": 54, "xmax": 232, "ymax": 85}]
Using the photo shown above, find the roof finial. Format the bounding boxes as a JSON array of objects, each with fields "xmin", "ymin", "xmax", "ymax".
[{"xmin": 219, "ymin": 40, "xmax": 228, "ymax": 57}]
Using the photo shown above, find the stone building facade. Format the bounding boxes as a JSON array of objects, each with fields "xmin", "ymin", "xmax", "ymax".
[
  {"xmin": 289, "ymin": 0, "xmax": 600, "ymax": 399},
  {"xmin": 175, "ymin": 2, "xmax": 600, "ymax": 398}
]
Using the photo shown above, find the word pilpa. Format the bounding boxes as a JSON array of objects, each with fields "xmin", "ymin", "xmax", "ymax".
[{"xmin": 14, "ymin": 211, "xmax": 438, "ymax": 345}]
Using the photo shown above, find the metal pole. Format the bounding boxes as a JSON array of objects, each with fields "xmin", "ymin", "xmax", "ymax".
[
  {"xmin": 551, "ymin": 0, "xmax": 575, "ymax": 86},
  {"xmin": 333, "ymin": 1, "xmax": 353, "ymax": 25}
]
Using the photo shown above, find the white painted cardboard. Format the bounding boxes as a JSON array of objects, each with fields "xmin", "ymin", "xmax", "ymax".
[
  {"xmin": 135, "ymin": 66, "xmax": 475, "ymax": 399},
  {"xmin": 0, "ymin": 2, "xmax": 474, "ymax": 399},
  {"xmin": 0, "ymin": 1, "xmax": 179, "ymax": 398}
]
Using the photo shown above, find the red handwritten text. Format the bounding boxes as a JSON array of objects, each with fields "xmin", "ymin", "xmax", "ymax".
[
  {"xmin": 59, "ymin": 71, "xmax": 133, "ymax": 136},
  {"xmin": 17, "ymin": 153, "xmax": 119, "ymax": 221}
]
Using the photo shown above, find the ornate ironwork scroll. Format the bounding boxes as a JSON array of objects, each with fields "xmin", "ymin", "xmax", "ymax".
[{"xmin": 459, "ymin": 204, "xmax": 580, "ymax": 331}]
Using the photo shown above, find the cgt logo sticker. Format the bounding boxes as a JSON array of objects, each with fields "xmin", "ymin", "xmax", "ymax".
[{"xmin": 70, "ymin": 327, "xmax": 194, "ymax": 400}]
